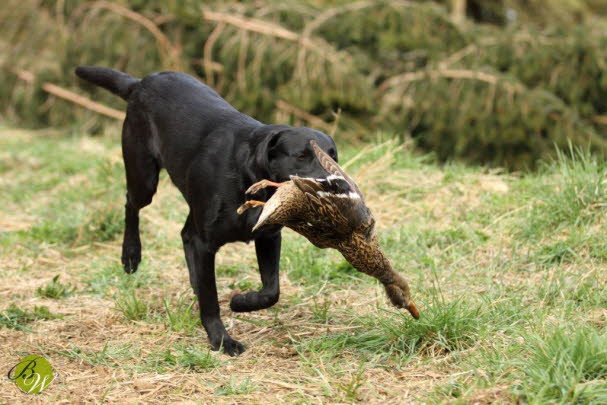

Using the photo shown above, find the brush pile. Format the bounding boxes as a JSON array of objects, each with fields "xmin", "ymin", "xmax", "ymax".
[{"xmin": 1, "ymin": 0, "xmax": 607, "ymax": 169}]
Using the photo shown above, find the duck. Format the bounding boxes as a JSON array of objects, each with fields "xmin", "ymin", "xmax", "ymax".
[{"xmin": 237, "ymin": 140, "xmax": 419, "ymax": 319}]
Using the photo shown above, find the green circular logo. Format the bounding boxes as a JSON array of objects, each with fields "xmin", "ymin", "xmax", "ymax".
[{"xmin": 7, "ymin": 355, "xmax": 54, "ymax": 394}]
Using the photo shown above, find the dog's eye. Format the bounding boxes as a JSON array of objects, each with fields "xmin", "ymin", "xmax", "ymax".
[{"xmin": 297, "ymin": 154, "xmax": 307, "ymax": 161}]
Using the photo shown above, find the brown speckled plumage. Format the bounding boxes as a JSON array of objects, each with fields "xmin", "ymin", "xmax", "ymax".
[{"xmin": 238, "ymin": 141, "xmax": 419, "ymax": 319}]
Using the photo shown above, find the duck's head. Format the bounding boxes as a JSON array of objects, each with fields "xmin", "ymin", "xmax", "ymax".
[
  {"xmin": 339, "ymin": 235, "xmax": 420, "ymax": 320},
  {"xmin": 384, "ymin": 278, "xmax": 420, "ymax": 320}
]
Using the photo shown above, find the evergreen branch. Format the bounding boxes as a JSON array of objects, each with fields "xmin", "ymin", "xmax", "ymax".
[
  {"xmin": 11, "ymin": 69, "xmax": 125, "ymax": 121},
  {"xmin": 379, "ymin": 69, "xmax": 525, "ymax": 93},
  {"xmin": 83, "ymin": 1, "xmax": 182, "ymax": 69},
  {"xmin": 202, "ymin": 10, "xmax": 344, "ymax": 65},
  {"xmin": 203, "ymin": 22, "xmax": 227, "ymax": 88},
  {"xmin": 276, "ymin": 100, "xmax": 333, "ymax": 133}
]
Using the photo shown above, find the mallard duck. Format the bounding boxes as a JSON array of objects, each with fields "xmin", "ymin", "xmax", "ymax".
[{"xmin": 238, "ymin": 140, "xmax": 419, "ymax": 319}]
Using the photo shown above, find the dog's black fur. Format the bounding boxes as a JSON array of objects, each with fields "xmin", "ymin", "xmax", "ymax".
[{"xmin": 75, "ymin": 66, "xmax": 338, "ymax": 355}]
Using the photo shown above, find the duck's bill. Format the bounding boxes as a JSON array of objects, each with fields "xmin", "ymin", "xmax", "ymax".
[{"xmin": 406, "ymin": 301, "xmax": 420, "ymax": 320}]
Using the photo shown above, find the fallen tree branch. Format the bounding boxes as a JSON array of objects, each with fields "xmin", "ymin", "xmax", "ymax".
[
  {"xmin": 202, "ymin": 10, "xmax": 342, "ymax": 64},
  {"xmin": 203, "ymin": 10, "xmax": 301, "ymax": 42},
  {"xmin": 302, "ymin": 0, "xmax": 376, "ymax": 37},
  {"xmin": 276, "ymin": 100, "xmax": 333, "ymax": 132},
  {"xmin": 83, "ymin": 1, "xmax": 182, "ymax": 69},
  {"xmin": 296, "ymin": 0, "xmax": 375, "ymax": 76},
  {"xmin": 379, "ymin": 68, "xmax": 525, "ymax": 93},
  {"xmin": 12, "ymin": 69, "xmax": 125, "ymax": 121},
  {"xmin": 451, "ymin": 0, "xmax": 467, "ymax": 25},
  {"xmin": 592, "ymin": 115, "xmax": 607, "ymax": 125},
  {"xmin": 203, "ymin": 21, "xmax": 226, "ymax": 88}
]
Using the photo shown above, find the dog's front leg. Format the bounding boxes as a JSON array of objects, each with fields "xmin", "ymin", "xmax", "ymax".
[
  {"xmin": 230, "ymin": 233, "xmax": 281, "ymax": 312},
  {"xmin": 191, "ymin": 236, "xmax": 245, "ymax": 356},
  {"xmin": 121, "ymin": 200, "xmax": 142, "ymax": 273}
]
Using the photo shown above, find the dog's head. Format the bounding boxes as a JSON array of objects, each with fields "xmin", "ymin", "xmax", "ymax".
[{"xmin": 256, "ymin": 126, "xmax": 338, "ymax": 182}]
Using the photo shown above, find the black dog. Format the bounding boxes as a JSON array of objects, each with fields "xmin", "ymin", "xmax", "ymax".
[{"xmin": 75, "ymin": 66, "xmax": 338, "ymax": 355}]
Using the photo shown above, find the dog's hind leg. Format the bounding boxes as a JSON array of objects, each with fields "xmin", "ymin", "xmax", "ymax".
[
  {"xmin": 181, "ymin": 213, "xmax": 199, "ymax": 294},
  {"xmin": 120, "ymin": 114, "xmax": 159, "ymax": 274}
]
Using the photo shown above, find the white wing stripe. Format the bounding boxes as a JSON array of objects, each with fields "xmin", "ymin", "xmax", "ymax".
[
  {"xmin": 326, "ymin": 174, "xmax": 346, "ymax": 182},
  {"xmin": 316, "ymin": 191, "xmax": 361, "ymax": 200}
]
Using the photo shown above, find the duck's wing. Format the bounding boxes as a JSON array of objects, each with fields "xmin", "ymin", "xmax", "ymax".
[
  {"xmin": 310, "ymin": 140, "xmax": 363, "ymax": 200},
  {"xmin": 290, "ymin": 175, "xmax": 369, "ymax": 233}
]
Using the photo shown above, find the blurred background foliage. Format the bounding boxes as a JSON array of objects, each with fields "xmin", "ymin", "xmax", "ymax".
[{"xmin": 1, "ymin": 0, "xmax": 607, "ymax": 169}]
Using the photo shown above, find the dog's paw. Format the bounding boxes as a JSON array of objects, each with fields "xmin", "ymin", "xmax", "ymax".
[
  {"xmin": 230, "ymin": 291, "xmax": 279, "ymax": 312},
  {"xmin": 210, "ymin": 335, "xmax": 246, "ymax": 356},
  {"xmin": 121, "ymin": 244, "xmax": 141, "ymax": 274}
]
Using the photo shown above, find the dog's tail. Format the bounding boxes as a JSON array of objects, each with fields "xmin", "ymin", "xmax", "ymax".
[{"xmin": 75, "ymin": 66, "xmax": 140, "ymax": 101}]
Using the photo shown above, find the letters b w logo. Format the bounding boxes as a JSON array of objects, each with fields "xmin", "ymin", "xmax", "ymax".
[{"xmin": 8, "ymin": 355, "xmax": 54, "ymax": 394}]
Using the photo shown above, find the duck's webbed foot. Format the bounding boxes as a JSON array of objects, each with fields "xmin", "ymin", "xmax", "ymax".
[
  {"xmin": 245, "ymin": 180, "xmax": 286, "ymax": 195},
  {"xmin": 237, "ymin": 200, "xmax": 265, "ymax": 215}
]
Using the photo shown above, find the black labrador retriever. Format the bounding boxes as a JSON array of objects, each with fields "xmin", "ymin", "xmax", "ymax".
[{"xmin": 75, "ymin": 66, "xmax": 338, "ymax": 356}]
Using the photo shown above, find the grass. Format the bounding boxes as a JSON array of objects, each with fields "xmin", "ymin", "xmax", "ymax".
[
  {"xmin": 520, "ymin": 144, "xmax": 607, "ymax": 239},
  {"xmin": 518, "ymin": 327, "xmax": 607, "ymax": 404},
  {"xmin": 51, "ymin": 343, "xmax": 139, "ymax": 368},
  {"xmin": 295, "ymin": 293, "xmax": 526, "ymax": 366},
  {"xmin": 171, "ymin": 345, "xmax": 223, "ymax": 371},
  {"xmin": 115, "ymin": 290, "xmax": 149, "ymax": 321},
  {"xmin": 84, "ymin": 259, "xmax": 158, "ymax": 297},
  {"xmin": 163, "ymin": 294, "xmax": 200, "ymax": 334},
  {"xmin": 337, "ymin": 364, "xmax": 366, "ymax": 401},
  {"xmin": 215, "ymin": 377, "xmax": 257, "ymax": 396},
  {"xmin": 144, "ymin": 345, "xmax": 223, "ymax": 373},
  {"xmin": 1, "ymin": 127, "xmax": 606, "ymax": 403},
  {"xmin": 36, "ymin": 275, "xmax": 76, "ymax": 299},
  {"xmin": 0, "ymin": 304, "xmax": 63, "ymax": 331}
]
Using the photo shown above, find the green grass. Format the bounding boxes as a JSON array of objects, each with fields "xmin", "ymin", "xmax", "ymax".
[
  {"xmin": 51, "ymin": 343, "xmax": 139, "ymax": 368},
  {"xmin": 163, "ymin": 294, "xmax": 200, "ymax": 335},
  {"xmin": 172, "ymin": 345, "xmax": 223, "ymax": 371},
  {"xmin": 518, "ymin": 327, "xmax": 607, "ymax": 404},
  {"xmin": 0, "ymin": 305, "xmax": 63, "ymax": 331},
  {"xmin": 1, "ymin": 128, "xmax": 606, "ymax": 402},
  {"xmin": 36, "ymin": 275, "xmax": 77, "ymax": 299},
  {"xmin": 84, "ymin": 259, "xmax": 158, "ymax": 297},
  {"xmin": 296, "ymin": 292, "xmax": 528, "ymax": 367},
  {"xmin": 144, "ymin": 345, "xmax": 223, "ymax": 373},
  {"xmin": 215, "ymin": 377, "xmax": 257, "ymax": 396},
  {"xmin": 336, "ymin": 364, "xmax": 366, "ymax": 401},
  {"xmin": 115, "ymin": 290, "xmax": 149, "ymax": 321},
  {"xmin": 520, "ymin": 145, "xmax": 607, "ymax": 239},
  {"xmin": 50, "ymin": 342, "xmax": 222, "ymax": 373},
  {"xmin": 283, "ymin": 241, "xmax": 363, "ymax": 286},
  {"xmin": 310, "ymin": 298, "xmax": 332, "ymax": 324}
]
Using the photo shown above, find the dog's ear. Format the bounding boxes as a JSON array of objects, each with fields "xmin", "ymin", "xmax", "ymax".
[
  {"xmin": 266, "ymin": 130, "xmax": 284, "ymax": 161},
  {"xmin": 254, "ymin": 127, "xmax": 285, "ymax": 174}
]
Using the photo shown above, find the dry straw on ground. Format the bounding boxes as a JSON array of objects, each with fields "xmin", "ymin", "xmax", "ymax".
[
  {"xmin": 0, "ymin": 128, "xmax": 519, "ymax": 403},
  {"xmin": 2, "ymin": 0, "xmax": 607, "ymax": 168}
]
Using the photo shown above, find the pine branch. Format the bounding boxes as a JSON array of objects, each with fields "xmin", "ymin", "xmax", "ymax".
[{"xmin": 11, "ymin": 69, "xmax": 125, "ymax": 121}]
